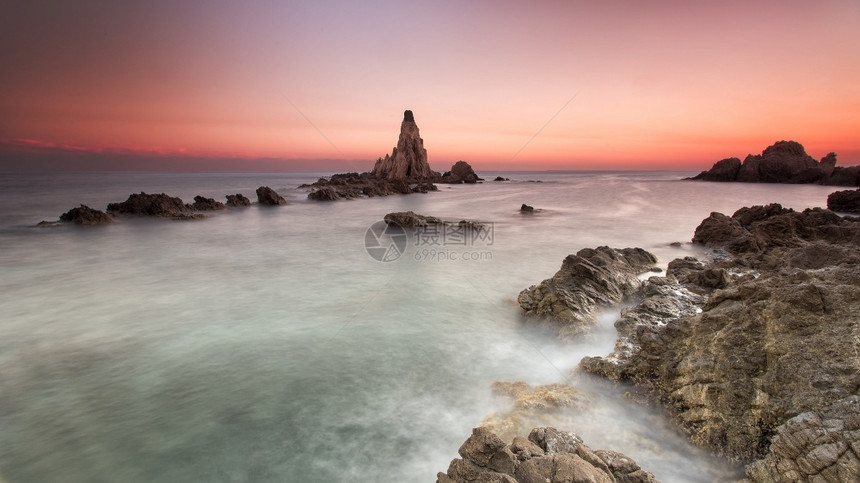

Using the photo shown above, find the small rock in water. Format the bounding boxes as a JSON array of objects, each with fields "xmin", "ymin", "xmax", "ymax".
[
  {"xmin": 255, "ymin": 186, "xmax": 287, "ymax": 206},
  {"xmin": 225, "ymin": 193, "xmax": 252, "ymax": 207},
  {"xmin": 520, "ymin": 204, "xmax": 535, "ymax": 213}
]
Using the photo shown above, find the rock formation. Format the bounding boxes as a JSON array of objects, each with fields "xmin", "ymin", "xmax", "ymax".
[
  {"xmin": 371, "ymin": 110, "xmax": 436, "ymax": 181},
  {"xmin": 304, "ymin": 110, "xmax": 483, "ymax": 200},
  {"xmin": 190, "ymin": 195, "xmax": 226, "ymax": 211},
  {"xmin": 225, "ymin": 193, "xmax": 251, "ymax": 207},
  {"xmin": 517, "ymin": 247, "xmax": 658, "ymax": 338},
  {"xmin": 59, "ymin": 204, "xmax": 112, "ymax": 225},
  {"xmin": 578, "ymin": 205, "xmax": 860, "ymax": 476},
  {"xmin": 441, "ymin": 160, "xmax": 482, "ymax": 184},
  {"xmin": 689, "ymin": 140, "xmax": 860, "ymax": 186},
  {"xmin": 255, "ymin": 186, "xmax": 286, "ymax": 206},
  {"xmin": 437, "ymin": 426, "xmax": 657, "ymax": 483},
  {"xmin": 826, "ymin": 188, "xmax": 860, "ymax": 213},
  {"xmin": 520, "ymin": 204, "xmax": 535, "ymax": 213},
  {"xmin": 106, "ymin": 192, "xmax": 201, "ymax": 219}
]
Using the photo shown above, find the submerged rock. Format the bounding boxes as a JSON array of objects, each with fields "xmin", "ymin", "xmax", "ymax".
[
  {"xmin": 437, "ymin": 427, "xmax": 657, "ymax": 483},
  {"xmin": 255, "ymin": 186, "xmax": 286, "ymax": 206},
  {"xmin": 225, "ymin": 193, "xmax": 251, "ymax": 207},
  {"xmin": 826, "ymin": 188, "xmax": 860, "ymax": 213},
  {"xmin": 107, "ymin": 192, "xmax": 200, "ymax": 219},
  {"xmin": 517, "ymin": 246, "xmax": 657, "ymax": 338},
  {"xmin": 688, "ymin": 140, "xmax": 859, "ymax": 186}
]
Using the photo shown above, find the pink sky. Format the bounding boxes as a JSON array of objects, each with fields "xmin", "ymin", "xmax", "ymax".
[{"xmin": 2, "ymin": 0, "xmax": 859, "ymax": 171}]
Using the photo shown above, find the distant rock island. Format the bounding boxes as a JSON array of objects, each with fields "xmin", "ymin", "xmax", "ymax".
[
  {"xmin": 304, "ymin": 110, "xmax": 482, "ymax": 200},
  {"xmin": 689, "ymin": 140, "xmax": 859, "ymax": 186}
]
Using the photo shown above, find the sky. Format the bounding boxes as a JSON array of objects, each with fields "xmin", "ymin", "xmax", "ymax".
[{"xmin": 2, "ymin": 0, "xmax": 859, "ymax": 172}]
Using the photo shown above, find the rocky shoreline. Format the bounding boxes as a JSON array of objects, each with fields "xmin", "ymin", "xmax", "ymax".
[
  {"xmin": 468, "ymin": 203, "xmax": 859, "ymax": 482},
  {"xmin": 689, "ymin": 140, "xmax": 859, "ymax": 186}
]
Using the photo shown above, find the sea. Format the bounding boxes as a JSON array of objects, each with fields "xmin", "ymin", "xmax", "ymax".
[{"xmin": 0, "ymin": 170, "xmax": 841, "ymax": 482}]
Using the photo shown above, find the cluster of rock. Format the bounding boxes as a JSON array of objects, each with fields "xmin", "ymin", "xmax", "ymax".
[
  {"xmin": 517, "ymin": 246, "xmax": 658, "ymax": 339},
  {"xmin": 548, "ymin": 205, "xmax": 860, "ymax": 480},
  {"xmin": 826, "ymin": 188, "xmax": 860, "ymax": 213},
  {"xmin": 437, "ymin": 426, "xmax": 657, "ymax": 483},
  {"xmin": 39, "ymin": 188, "xmax": 279, "ymax": 226},
  {"xmin": 689, "ymin": 140, "xmax": 859, "ymax": 185},
  {"xmin": 304, "ymin": 110, "xmax": 482, "ymax": 200}
]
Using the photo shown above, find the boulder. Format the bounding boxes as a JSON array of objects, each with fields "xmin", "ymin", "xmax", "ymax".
[
  {"xmin": 190, "ymin": 195, "xmax": 225, "ymax": 211},
  {"xmin": 106, "ymin": 192, "xmax": 199, "ymax": 219},
  {"xmin": 437, "ymin": 427, "xmax": 657, "ymax": 483},
  {"xmin": 255, "ymin": 186, "xmax": 286, "ymax": 206},
  {"xmin": 517, "ymin": 246, "xmax": 657, "ymax": 338},
  {"xmin": 520, "ymin": 204, "xmax": 535, "ymax": 213},
  {"xmin": 442, "ymin": 160, "xmax": 483, "ymax": 184},
  {"xmin": 57, "ymin": 204, "xmax": 112, "ymax": 225},
  {"xmin": 826, "ymin": 188, "xmax": 860, "ymax": 213},
  {"xmin": 225, "ymin": 193, "xmax": 251, "ymax": 207}
]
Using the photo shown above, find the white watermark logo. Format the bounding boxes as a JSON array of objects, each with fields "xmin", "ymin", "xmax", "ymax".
[{"xmin": 365, "ymin": 220, "xmax": 494, "ymax": 263}]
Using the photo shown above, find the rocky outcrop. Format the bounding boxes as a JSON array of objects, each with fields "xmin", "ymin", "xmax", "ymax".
[
  {"xmin": 59, "ymin": 204, "xmax": 112, "ymax": 225},
  {"xmin": 689, "ymin": 141, "xmax": 859, "ymax": 186},
  {"xmin": 255, "ymin": 186, "xmax": 286, "ymax": 206},
  {"xmin": 106, "ymin": 192, "xmax": 200, "ymax": 219},
  {"xmin": 580, "ymin": 205, "xmax": 860, "ymax": 471},
  {"xmin": 743, "ymin": 396, "xmax": 860, "ymax": 483},
  {"xmin": 520, "ymin": 204, "xmax": 535, "ymax": 213},
  {"xmin": 442, "ymin": 160, "xmax": 482, "ymax": 184},
  {"xmin": 827, "ymin": 188, "xmax": 860, "ymax": 213},
  {"xmin": 517, "ymin": 247, "xmax": 657, "ymax": 338},
  {"xmin": 190, "ymin": 195, "xmax": 226, "ymax": 211},
  {"xmin": 371, "ymin": 110, "xmax": 437, "ymax": 181},
  {"xmin": 303, "ymin": 172, "xmax": 416, "ymax": 200},
  {"xmin": 437, "ymin": 427, "xmax": 657, "ymax": 483},
  {"xmin": 494, "ymin": 176, "xmax": 510, "ymax": 182},
  {"xmin": 225, "ymin": 193, "xmax": 251, "ymax": 207}
]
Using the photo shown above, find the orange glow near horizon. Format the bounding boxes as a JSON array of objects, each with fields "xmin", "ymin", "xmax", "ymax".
[{"xmin": 2, "ymin": 1, "xmax": 859, "ymax": 171}]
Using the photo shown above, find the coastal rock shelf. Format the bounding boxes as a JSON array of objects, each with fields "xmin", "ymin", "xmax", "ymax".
[
  {"xmin": 437, "ymin": 427, "xmax": 657, "ymax": 483},
  {"xmin": 566, "ymin": 205, "xmax": 860, "ymax": 479},
  {"xmin": 689, "ymin": 140, "xmax": 860, "ymax": 186}
]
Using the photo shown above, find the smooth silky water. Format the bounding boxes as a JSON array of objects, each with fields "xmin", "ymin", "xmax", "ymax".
[{"xmin": 0, "ymin": 171, "xmax": 838, "ymax": 482}]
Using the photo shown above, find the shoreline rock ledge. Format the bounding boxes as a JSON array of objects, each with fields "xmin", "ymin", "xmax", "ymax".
[{"xmin": 576, "ymin": 205, "xmax": 860, "ymax": 480}]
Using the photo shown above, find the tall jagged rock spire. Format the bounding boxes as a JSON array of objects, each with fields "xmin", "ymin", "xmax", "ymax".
[{"xmin": 371, "ymin": 110, "xmax": 436, "ymax": 180}]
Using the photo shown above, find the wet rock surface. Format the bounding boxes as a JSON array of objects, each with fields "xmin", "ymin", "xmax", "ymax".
[
  {"xmin": 689, "ymin": 140, "xmax": 860, "ymax": 186},
  {"xmin": 517, "ymin": 246, "xmax": 658, "ymax": 338},
  {"xmin": 579, "ymin": 205, "xmax": 860, "ymax": 475},
  {"xmin": 827, "ymin": 188, "xmax": 860, "ymax": 213},
  {"xmin": 437, "ymin": 427, "xmax": 658, "ymax": 483}
]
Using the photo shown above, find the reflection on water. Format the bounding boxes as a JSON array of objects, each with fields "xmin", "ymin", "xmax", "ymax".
[{"xmin": 0, "ymin": 171, "xmax": 837, "ymax": 482}]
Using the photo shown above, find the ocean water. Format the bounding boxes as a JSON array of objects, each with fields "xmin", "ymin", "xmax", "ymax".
[{"xmin": 0, "ymin": 171, "xmax": 840, "ymax": 482}]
